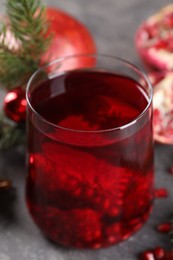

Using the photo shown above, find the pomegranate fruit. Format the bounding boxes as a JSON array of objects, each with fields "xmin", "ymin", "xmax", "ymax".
[
  {"xmin": 148, "ymin": 70, "xmax": 173, "ymax": 144},
  {"xmin": 135, "ymin": 4, "xmax": 173, "ymax": 71},
  {"xmin": 41, "ymin": 7, "xmax": 96, "ymax": 69}
]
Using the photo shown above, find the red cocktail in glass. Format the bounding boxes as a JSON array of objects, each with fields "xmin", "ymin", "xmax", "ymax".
[{"xmin": 26, "ymin": 54, "xmax": 154, "ymax": 249}]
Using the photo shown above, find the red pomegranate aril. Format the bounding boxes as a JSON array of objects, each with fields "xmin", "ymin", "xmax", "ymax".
[
  {"xmin": 153, "ymin": 247, "xmax": 165, "ymax": 259},
  {"xmin": 166, "ymin": 37, "xmax": 173, "ymax": 52},
  {"xmin": 154, "ymin": 188, "xmax": 169, "ymax": 198},
  {"xmin": 139, "ymin": 251, "xmax": 155, "ymax": 260},
  {"xmin": 154, "ymin": 39, "xmax": 167, "ymax": 50},
  {"xmin": 169, "ymin": 167, "xmax": 173, "ymax": 175},
  {"xmin": 145, "ymin": 23, "xmax": 159, "ymax": 39},
  {"xmin": 156, "ymin": 222, "xmax": 172, "ymax": 233},
  {"xmin": 163, "ymin": 13, "xmax": 173, "ymax": 28},
  {"xmin": 139, "ymin": 249, "xmax": 173, "ymax": 260},
  {"xmin": 153, "ymin": 36, "xmax": 173, "ymax": 52}
]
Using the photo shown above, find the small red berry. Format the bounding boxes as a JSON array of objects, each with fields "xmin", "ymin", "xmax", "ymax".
[
  {"xmin": 153, "ymin": 247, "xmax": 165, "ymax": 258},
  {"xmin": 139, "ymin": 251, "xmax": 155, "ymax": 260},
  {"xmin": 156, "ymin": 222, "xmax": 172, "ymax": 233},
  {"xmin": 154, "ymin": 188, "xmax": 169, "ymax": 198},
  {"xmin": 169, "ymin": 167, "xmax": 173, "ymax": 175}
]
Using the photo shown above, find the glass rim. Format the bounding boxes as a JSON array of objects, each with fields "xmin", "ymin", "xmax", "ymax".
[{"xmin": 26, "ymin": 53, "xmax": 153, "ymax": 134}]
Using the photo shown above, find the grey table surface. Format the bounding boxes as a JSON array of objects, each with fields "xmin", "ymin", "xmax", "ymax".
[{"xmin": 0, "ymin": 0, "xmax": 172, "ymax": 259}]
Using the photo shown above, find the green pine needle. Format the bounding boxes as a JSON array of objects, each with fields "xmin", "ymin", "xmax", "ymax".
[
  {"xmin": 0, "ymin": 113, "xmax": 25, "ymax": 149},
  {"xmin": 0, "ymin": 0, "xmax": 51, "ymax": 90}
]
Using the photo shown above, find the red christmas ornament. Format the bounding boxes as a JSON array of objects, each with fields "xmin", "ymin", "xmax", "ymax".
[{"xmin": 4, "ymin": 87, "xmax": 26, "ymax": 123}]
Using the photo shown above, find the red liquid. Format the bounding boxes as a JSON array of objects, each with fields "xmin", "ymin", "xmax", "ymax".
[{"xmin": 26, "ymin": 70, "xmax": 154, "ymax": 248}]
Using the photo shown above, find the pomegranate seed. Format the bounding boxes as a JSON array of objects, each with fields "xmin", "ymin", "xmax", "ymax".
[
  {"xmin": 145, "ymin": 23, "xmax": 159, "ymax": 39},
  {"xmin": 153, "ymin": 247, "xmax": 165, "ymax": 258},
  {"xmin": 163, "ymin": 13, "xmax": 173, "ymax": 28},
  {"xmin": 167, "ymin": 39, "xmax": 173, "ymax": 52},
  {"xmin": 154, "ymin": 188, "xmax": 169, "ymax": 198},
  {"xmin": 156, "ymin": 222, "xmax": 172, "ymax": 233},
  {"xmin": 169, "ymin": 167, "xmax": 173, "ymax": 175},
  {"xmin": 154, "ymin": 39, "xmax": 167, "ymax": 50},
  {"xmin": 139, "ymin": 251, "xmax": 155, "ymax": 260}
]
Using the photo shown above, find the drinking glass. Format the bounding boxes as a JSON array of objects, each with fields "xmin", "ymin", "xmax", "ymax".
[{"xmin": 26, "ymin": 54, "xmax": 154, "ymax": 249}]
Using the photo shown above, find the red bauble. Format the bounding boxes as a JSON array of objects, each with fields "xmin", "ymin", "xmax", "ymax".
[
  {"xmin": 41, "ymin": 7, "xmax": 96, "ymax": 67},
  {"xmin": 135, "ymin": 4, "xmax": 173, "ymax": 71},
  {"xmin": 4, "ymin": 87, "xmax": 26, "ymax": 123}
]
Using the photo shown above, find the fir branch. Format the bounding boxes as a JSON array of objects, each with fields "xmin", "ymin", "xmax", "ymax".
[
  {"xmin": 0, "ymin": 50, "xmax": 38, "ymax": 89},
  {"xmin": 0, "ymin": 113, "xmax": 25, "ymax": 149},
  {"xmin": 6, "ymin": 0, "xmax": 50, "ymax": 60},
  {"xmin": 0, "ymin": 0, "xmax": 51, "ymax": 89}
]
